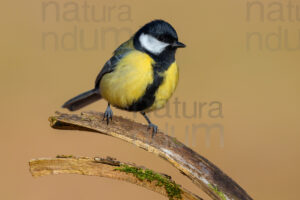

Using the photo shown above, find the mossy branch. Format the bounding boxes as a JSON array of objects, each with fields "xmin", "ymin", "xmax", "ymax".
[
  {"xmin": 48, "ymin": 111, "xmax": 252, "ymax": 200},
  {"xmin": 29, "ymin": 156, "xmax": 202, "ymax": 200}
]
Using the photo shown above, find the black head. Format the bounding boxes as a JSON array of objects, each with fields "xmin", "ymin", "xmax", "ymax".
[{"xmin": 133, "ymin": 20, "xmax": 185, "ymax": 64}]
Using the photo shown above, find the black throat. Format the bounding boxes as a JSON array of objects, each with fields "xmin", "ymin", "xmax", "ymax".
[{"xmin": 125, "ymin": 38, "xmax": 176, "ymax": 112}]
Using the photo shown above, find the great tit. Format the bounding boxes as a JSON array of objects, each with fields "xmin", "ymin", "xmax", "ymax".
[{"xmin": 62, "ymin": 19, "xmax": 185, "ymax": 136}]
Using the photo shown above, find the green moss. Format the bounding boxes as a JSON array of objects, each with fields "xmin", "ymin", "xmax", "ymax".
[
  {"xmin": 48, "ymin": 116, "xmax": 57, "ymax": 124},
  {"xmin": 115, "ymin": 165, "xmax": 182, "ymax": 200},
  {"xmin": 171, "ymin": 137, "xmax": 181, "ymax": 145},
  {"xmin": 208, "ymin": 184, "xmax": 226, "ymax": 200}
]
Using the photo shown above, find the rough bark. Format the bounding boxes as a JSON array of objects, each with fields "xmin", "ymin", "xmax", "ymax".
[
  {"xmin": 29, "ymin": 156, "xmax": 202, "ymax": 200},
  {"xmin": 48, "ymin": 111, "xmax": 252, "ymax": 200}
]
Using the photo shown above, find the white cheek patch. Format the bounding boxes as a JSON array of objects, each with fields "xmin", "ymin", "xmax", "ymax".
[{"xmin": 139, "ymin": 33, "xmax": 169, "ymax": 55}]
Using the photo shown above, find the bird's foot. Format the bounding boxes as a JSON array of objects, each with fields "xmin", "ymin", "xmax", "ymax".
[
  {"xmin": 140, "ymin": 112, "xmax": 158, "ymax": 138},
  {"xmin": 103, "ymin": 105, "xmax": 113, "ymax": 125},
  {"xmin": 147, "ymin": 123, "xmax": 158, "ymax": 138}
]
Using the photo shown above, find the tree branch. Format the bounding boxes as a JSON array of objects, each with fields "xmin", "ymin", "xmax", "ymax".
[
  {"xmin": 49, "ymin": 111, "xmax": 252, "ymax": 200},
  {"xmin": 29, "ymin": 156, "xmax": 202, "ymax": 200}
]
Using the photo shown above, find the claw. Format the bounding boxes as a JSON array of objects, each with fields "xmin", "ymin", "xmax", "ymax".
[
  {"xmin": 148, "ymin": 123, "xmax": 158, "ymax": 138},
  {"xmin": 103, "ymin": 104, "xmax": 113, "ymax": 125},
  {"xmin": 140, "ymin": 112, "xmax": 158, "ymax": 138}
]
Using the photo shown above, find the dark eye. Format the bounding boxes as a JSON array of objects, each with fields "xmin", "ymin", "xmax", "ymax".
[{"xmin": 157, "ymin": 34, "xmax": 175, "ymax": 44}]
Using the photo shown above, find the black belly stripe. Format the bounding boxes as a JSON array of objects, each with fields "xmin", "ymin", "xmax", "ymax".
[
  {"xmin": 126, "ymin": 68, "xmax": 164, "ymax": 111},
  {"xmin": 125, "ymin": 47, "xmax": 176, "ymax": 112}
]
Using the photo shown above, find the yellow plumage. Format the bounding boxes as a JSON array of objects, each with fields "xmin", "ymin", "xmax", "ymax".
[
  {"xmin": 100, "ymin": 51, "xmax": 153, "ymax": 108},
  {"xmin": 99, "ymin": 50, "xmax": 179, "ymax": 112},
  {"xmin": 146, "ymin": 62, "xmax": 179, "ymax": 111},
  {"xmin": 62, "ymin": 20, "xmax": 185, "ymax": 133}
]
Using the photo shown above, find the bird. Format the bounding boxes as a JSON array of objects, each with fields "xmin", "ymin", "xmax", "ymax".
[{"xmin": 62, "ymin": 19, "xmax": 185, "ymax": 136}]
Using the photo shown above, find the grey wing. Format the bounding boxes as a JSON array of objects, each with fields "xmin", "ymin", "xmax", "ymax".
[
  {"xmin": 94, "ymin": 54, "xmax": 123, "ymax": 88},
  {"xmin": 94, "ymin": 38, "xmax": 134, "ymax": 89}
]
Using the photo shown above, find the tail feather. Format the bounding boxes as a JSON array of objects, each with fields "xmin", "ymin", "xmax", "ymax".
[{"xmin": 62, "ymin": 89, "xmax": 102, "ymax": 111}]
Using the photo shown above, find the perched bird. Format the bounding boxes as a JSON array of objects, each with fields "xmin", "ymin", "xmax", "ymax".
[{"xmin": 62, "ymin": 19, "xmax": 185, "ymax": 136}]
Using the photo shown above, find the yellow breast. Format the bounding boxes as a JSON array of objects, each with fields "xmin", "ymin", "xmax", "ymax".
[
  {"xmin": 146, "ymin": 62, "xmax": 179, "ymax": 111},
  {"xmin": 100, "ymin": 51, "xmax": 154, "ymax": 108}
]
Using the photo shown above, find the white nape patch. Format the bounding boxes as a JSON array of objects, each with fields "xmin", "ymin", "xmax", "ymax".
[{"xmin": 139, "ymin": 33, "xmax": 169, "ymax": 55}]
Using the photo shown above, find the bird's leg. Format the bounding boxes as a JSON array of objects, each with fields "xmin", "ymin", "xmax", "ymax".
[
  {"xmin": 103, "ymin": 103, "xmax": 113, "ymax": 125},
  {"xmin": 141, "ymin": 112, "xmax": 158, "ymax": 137}
]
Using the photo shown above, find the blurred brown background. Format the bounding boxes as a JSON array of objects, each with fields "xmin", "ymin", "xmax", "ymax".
[{"xmin": 1, "ymin": 0, "xmax": 299, "ymax": 199}]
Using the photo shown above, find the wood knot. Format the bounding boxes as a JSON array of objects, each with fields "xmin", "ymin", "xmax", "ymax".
[{"xmin": 94, "ymin": 156, "xmax": 121, "ymax": 166}]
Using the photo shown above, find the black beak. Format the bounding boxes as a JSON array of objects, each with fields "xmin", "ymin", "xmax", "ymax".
[{"xmin": 172, "ymin": 41, "xmax": 186, "ymax": 48}]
